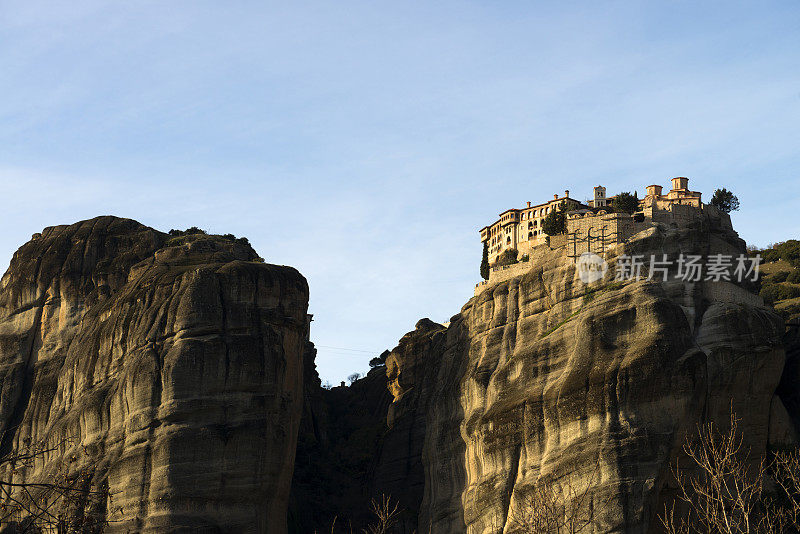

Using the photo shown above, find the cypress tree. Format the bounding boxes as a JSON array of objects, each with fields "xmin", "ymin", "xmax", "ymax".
[
  {"xmin": 480, "ymin": 241, "xmax": 490, "ymax": 280},
  {"xmin": 542, "ymin": 205, "xmax": 566, "ymax": 235}
]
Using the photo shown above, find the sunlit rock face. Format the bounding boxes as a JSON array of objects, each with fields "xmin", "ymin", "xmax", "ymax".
[
  {"xmin": 0, "ymin": 217, "xmax": 308, "ymax": 533},
  {"xmin": 0, "ymin": 213, "xmax": 790, "ymax": 533},
  {"xmin": 384, "ymin": 215, "xmax": 789, "ymax": 534}
]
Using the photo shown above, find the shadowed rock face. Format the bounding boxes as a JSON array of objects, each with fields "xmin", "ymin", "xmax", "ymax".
[
  {"xmin": 0, "ymin": 217, "xmax": 309, "ymax": 533},
  {"xmin": 383, "ymin": 217, "xmax": 790, "ymax": 533},
  {"xmin": 288, "ymin": 352, "xmax": 392, "ymax": 533}
]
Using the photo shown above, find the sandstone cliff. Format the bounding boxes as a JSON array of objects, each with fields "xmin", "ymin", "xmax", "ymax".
[
  {"xmin": 0, "ymin": 217, "xmax": 309, "ymax": 533},
  {"xmin": 381, "ymin": 215, "xmax": 791, "ymax": 533},
  {"xmin": 2, "ymin": 214, "xmax": 792, "ymax": 534}
]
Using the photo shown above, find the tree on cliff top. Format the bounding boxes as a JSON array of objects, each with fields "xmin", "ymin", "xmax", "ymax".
[
  {"xmin": 613, "ymin": 191, "xmax": 639, "ymax": 214},
  {"xmin": 541, "ymin": 205, "xmax": 566, "ymax": 236},
  {"xmin": 710, "ymin": 188, "xmax": 740, "ymax": 213},
  {"xmin": 168, "ymin": 226, "xmax": 207, "ymax": 237},
  {"xmin": 480, "ymin": 242, "xmax": 490, "ymax": 280}
]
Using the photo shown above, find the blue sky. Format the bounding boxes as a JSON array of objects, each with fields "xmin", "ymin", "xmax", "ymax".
[{"xmin": 1, "ymin": 1, "xmax": 798, "ymax": 383}]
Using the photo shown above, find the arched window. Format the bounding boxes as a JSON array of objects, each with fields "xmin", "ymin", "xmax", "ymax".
[
  {"xmin": 506, "ymin": 237, "xmax": 511, "ymax": 245},
  {"xmin": 534, "ymin": 220, "xmax": 538, "ymax": 227},
  {"xmin": 528, "ymin": 232, "xmax": 533, "ymax": 238}
]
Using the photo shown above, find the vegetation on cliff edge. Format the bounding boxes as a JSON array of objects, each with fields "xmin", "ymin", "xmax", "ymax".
[{"xmin": 753, "ymin": 240, "xmax": 800, "ymax": 322}]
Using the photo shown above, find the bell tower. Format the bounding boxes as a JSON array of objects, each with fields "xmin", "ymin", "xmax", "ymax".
[
  {"xmin": 593, "ymin": 186, "xmax": 606, "ymax": 207},
  {"xmin": 671, "ymin": 177, "xmax": 689, "ymax": 191}
]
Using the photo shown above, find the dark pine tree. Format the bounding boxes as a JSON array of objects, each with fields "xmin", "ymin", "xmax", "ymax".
[
  {"xmin": 542, "ymin": 205, "xmax": 566, "ymax": 235},
  {"xmin": 480, "ymin": 241, "xmax": 490, "ymax": 280},
  {"xmin": 613, "ymin": 192, "xmax": 640, "ymax": 214},
  {"xmin": 710, "ymin": 188, "xmax": 740, "ymax": 213}
]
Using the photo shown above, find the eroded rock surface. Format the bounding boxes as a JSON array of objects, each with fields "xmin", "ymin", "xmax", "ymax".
[
  {"xmin": 2, "ymin": 213, "xmax": 792, "ymax": 534},
  {"xmin": 383, "ymin": 216, "xmax": 788, "ymax": 533},
  {"xmin": 0, "ymin": 217, "xmax": 309, "ymax": 533}
]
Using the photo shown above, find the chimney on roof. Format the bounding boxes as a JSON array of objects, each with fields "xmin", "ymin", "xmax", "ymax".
[
  {"xmin": 565, "ymin": 190, "xmax": 570, "ymax": 198},
  {"xmin": 527, "ymin": 201, "xmax": 531, "ymax": 207},
  {"xmin": 554, "ymin": 194, "xmax": 558, "ymax": 200}
]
